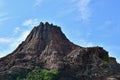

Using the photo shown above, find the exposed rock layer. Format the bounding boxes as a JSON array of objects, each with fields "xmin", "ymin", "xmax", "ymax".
[{"xmin": 0, "ymin": 22, "xmax": 120, "ymax": 80}]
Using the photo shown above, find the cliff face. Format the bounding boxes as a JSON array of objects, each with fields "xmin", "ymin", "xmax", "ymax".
[{"xmin": 0, "ymin": 22, "xmax": 120, "ymax": 80}]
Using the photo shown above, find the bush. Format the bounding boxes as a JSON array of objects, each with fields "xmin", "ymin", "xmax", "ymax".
[{"xmin": 17, "ymin": 68, "xmax": 59, "ymax": 80}]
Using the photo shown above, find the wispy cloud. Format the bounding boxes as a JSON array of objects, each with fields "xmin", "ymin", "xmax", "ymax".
[
  {"xmin": 10, "ymin": 30, "xmax": 30, "ymax": 49},
  {"xmin": 9, "ymin": 18, "xmax": 39, "ymax": 51},
  {"xmin": 0, "ymin": 18, "xmax": 39, "ymax": 57},
  {"xmin": 14, "ymin": 27, "xmax": 20, "ymax": 34},
  {"xmin": 57, "ymin": 0, "xmax": 92, "ymax": 22},
  {"xmin": 0, "ymin": 13, "xmax": 7, "ymax": 17},
  {"xmin": 0, "ymin": 30, "xmax": 30, "ymax": 58},
  {"xmin": 22, "ymin": 18, "xmax": 39, "ymax": 27},
  {"xmin": 77, "ymin": 0, "xmax": 91, "ymax": 21},
  {"xmin": 79, "ymin": 39, "xmax": 94, "ymax": 47},
  {"xmin": 0, "ymin": 38, "xmax": 11, "ymax": 43},
  {"xmin": 0, "ymin": 13, "xmax": 11, "ymax": 22},
  {"xmin": 34, "ymin": 0, "xmax": 43, "ymax": 7},
  {"xmin": 0, "ymin": 17, "xmax": 11, "ymax": 22}
]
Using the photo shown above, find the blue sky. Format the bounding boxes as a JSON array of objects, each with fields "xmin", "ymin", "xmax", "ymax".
[{"xmin": 0, "ymin": 0, "xmax": 120, "ymax": 62}]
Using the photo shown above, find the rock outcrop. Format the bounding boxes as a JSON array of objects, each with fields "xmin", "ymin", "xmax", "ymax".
[{"xmin": 0, "ymin": 22, "xmax": 120, "ymax": 80}]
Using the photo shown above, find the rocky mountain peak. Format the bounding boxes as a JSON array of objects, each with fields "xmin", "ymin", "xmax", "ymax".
[
  {"xmin": 25, "ymin": 22, "xmax": 68, "ymax": 43},
  {"xmin": 0, "ymin": 22, "xmax": 120, "ymax": 80},
  {"xmin": 13, "ymin": 22, "xmax": 74, "ymax": 54}
]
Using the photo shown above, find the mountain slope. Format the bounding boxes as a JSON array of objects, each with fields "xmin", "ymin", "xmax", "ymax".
[{"xmin": 0, "ymin": 22, "xmax": 120, "ymax": 80}]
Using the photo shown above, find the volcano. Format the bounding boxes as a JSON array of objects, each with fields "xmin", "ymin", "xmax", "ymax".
[{"xmin": 0, "ymin": 22, "xmax": 120, "ymax": 80}]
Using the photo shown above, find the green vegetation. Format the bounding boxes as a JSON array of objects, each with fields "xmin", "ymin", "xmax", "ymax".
[
  {"xmin": 7, "ymin": 69, "xmax": 29, "ymax": 80},
  {"xmin": 102, "ymin": 56, "xmax": 110, "ymax": 62},
  {"xmin": 17, "ymin": 68, "xmax": 60, "ymax": 80}
]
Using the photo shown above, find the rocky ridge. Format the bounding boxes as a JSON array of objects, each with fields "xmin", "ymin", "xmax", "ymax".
[{"xmin": 0, "ymin": 22, "xmax": 120, "ymax": 80}]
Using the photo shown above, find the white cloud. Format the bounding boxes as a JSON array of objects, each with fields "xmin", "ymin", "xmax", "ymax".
[
  {"xmin": 14, "ymin": 27, "xmax": 21, "ymax": 34},
  {"xmin": 10, "ymin": 30, "xmax": 30, "ymax": 49},
  {"xmin": 79, "ymin": 39, "xmax": 94, "ymax": 47},
  {"xmin": 77, "ymin": 0, "xmax": 91, "ymax": 21},
  {"xmin": 0, "ymin": 18, "xmax": 36, "ymax": 57},
  {"xmin": 22, "ymin": 18, "xmax": 39, "ymax": 27},
  {"xmin": 11, "ymin": 18, "xmax": 39, "ymax": 50},
  {"xmin": 0, "ymin": 38, "xmax": 11, "ymax": 43},
  {"xmin": 0, "ymin": 17, "xmax": 11, "ymax": 22},
  {"xmin": 34, "ymin": 0, "xmax": 43, "ymax": 7},
  {"xmin": 0, "ymin": 29, "xmax": 30, "ymax": 57},
  {"xmin": 57, "ymin": 0, "xmax": 92, "ymax": 22},
  {"xmin": 0, "ymin": 13, "xmax": 11, "ymax": 22},
  {"xmin": 117, "ymin": 59, "xmax": 120, "ymax": 63}
]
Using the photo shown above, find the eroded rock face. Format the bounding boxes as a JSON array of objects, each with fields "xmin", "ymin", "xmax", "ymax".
[{"xmin": 0, "ymin": 22, "xmax": 120, "ymax": 80}]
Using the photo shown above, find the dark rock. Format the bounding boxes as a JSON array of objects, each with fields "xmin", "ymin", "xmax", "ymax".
[{"xmin": 0, "ymin": 22, "xmax": 120, "ymax": 80}]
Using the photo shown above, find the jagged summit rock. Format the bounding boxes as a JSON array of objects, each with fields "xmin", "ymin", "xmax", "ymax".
[
  {"xmin": 25, "ymin": 22, "xmax": 68, "ymax": 43},
  {"xmin": 13, "ymin": 22, "xmax": 76, "ymax": 57},
  {"xmin": 0, "ymin": 22, "xmax": 120, "ymax": 80}
]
